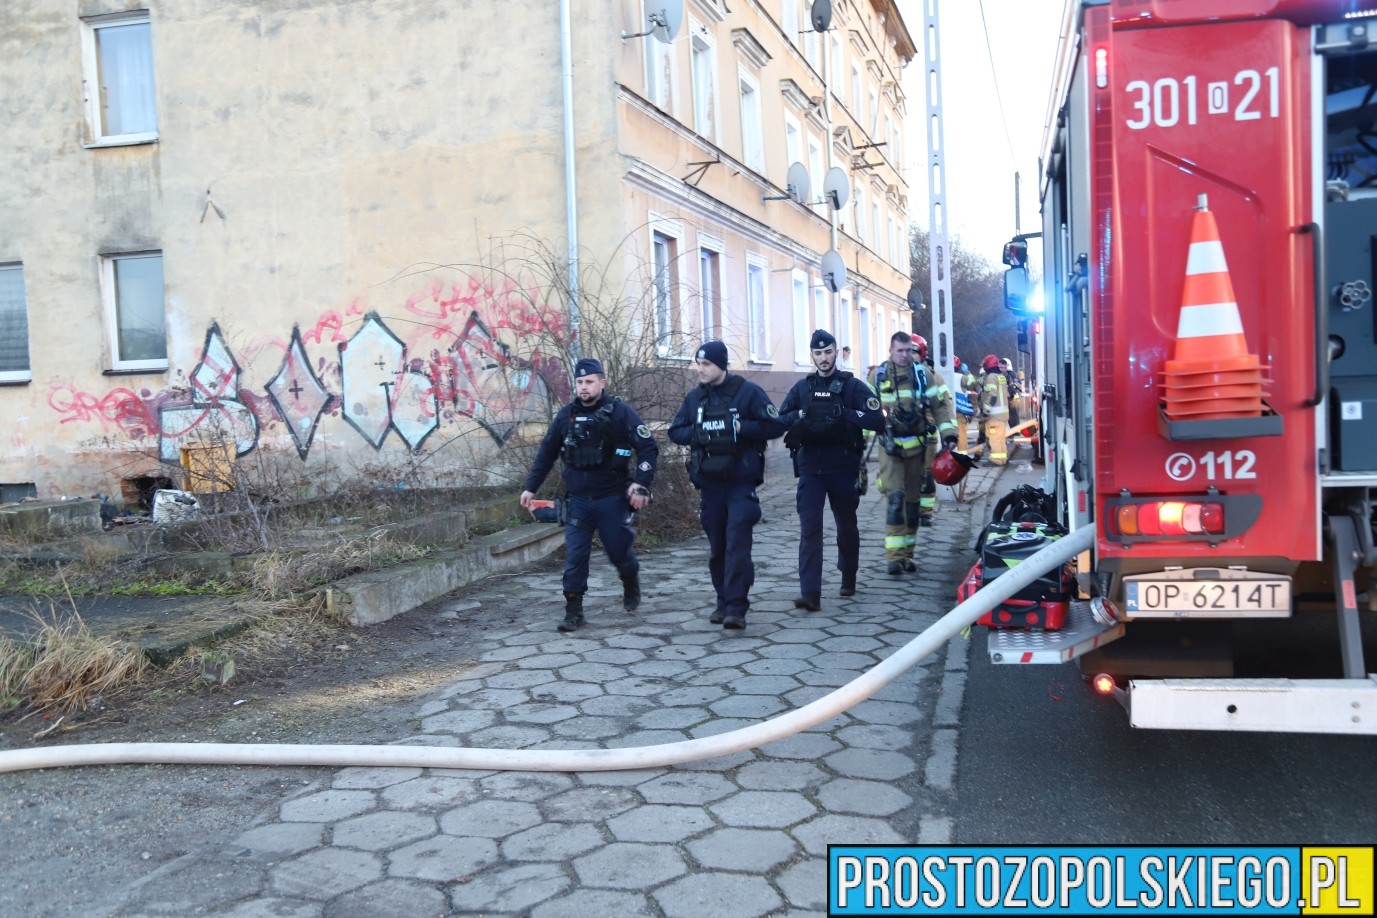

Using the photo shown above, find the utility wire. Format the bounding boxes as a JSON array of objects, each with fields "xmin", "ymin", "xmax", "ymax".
[{"xmin": 978, "ymin": 0, "xmax": 1019, "ymax": 172}]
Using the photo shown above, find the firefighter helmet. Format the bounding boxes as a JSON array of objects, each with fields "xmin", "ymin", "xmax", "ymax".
[
  {"xmin": 932, "ymin": 447, "xmax": 976, "ymax": 486},
  {"xmin": 913, "ymin": 334, "xmax": 928, "ymax": 360},
  {"xmin": 982, "ymin": 354, "xmax": 1001, "ymax": 372}
]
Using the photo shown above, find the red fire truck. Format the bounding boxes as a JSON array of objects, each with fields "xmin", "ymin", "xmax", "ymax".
[{"xmin": 994, "ymin": 0, "xmax": 1376, "ymax": 733}]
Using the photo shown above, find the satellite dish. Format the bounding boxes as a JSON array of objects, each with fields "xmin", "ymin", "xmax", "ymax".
[
  {"xmin": 821, "ymin": 249, "xmax": 847, "ymax": 294},
  {"xmin": 822, "ymin": 166, "xmax": 848, "ymax": 210},
  {"xmin": 907, "ymin": 284, "xmax": 925, "ymax": 311},
  {"xmin": 650, "ymin": 0, "xmax": 684, "ymax": 44},
  {"xmin": 812, "ymin": 0, "xmax": 833, "ymax": 32},
  {"xmin": 786, "ymin": 162, "xmax": 811, "ymax": 205}
]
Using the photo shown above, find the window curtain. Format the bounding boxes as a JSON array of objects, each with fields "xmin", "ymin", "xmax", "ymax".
[{"xmin": 98, "ymin": 22, "xmax": 157, "ymax": 135}]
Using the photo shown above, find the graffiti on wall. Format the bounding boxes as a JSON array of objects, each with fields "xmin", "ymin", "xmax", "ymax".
[
  {"xmin": 47, "ymin": 280, "xmax": 570, "ymax": 463},
  {"xmin": 157, "ymin": 324, "xmax": 261, "ymax": 462}
]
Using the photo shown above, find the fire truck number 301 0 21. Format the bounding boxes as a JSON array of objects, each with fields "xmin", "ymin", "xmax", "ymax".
[
  {"xmin": 1125, "ymin": 68, "xmax": 1280, "ymax": 130},
  {"xmin": 1165, "ymin": 450, "xmax": 1258, "ymax": 482}
]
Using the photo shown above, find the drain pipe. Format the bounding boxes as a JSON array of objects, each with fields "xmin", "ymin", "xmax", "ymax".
[{"xmin": 0, "ymin": 527, "xmax": 1092, "ymax": 775}]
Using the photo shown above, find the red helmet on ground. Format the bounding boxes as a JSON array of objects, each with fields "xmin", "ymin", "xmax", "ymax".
[
  {"xmin": 932, "ymin": 448, "xmax": 976, "ymax": 486},
  {"xmin": 913, "ymin": 334, "xmax": 928, "ymax": 360},
  {"xmin": 982, "ymin": 354, "xmax": 1001, "ymax": 372}
]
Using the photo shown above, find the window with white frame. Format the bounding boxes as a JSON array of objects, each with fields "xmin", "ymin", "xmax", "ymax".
[
  {"xmin": 781, "ymin": 0, "xmax": 799, "ymax": 45},
  {"xmin": 857, "ymin": 298, "xmax": 871, "ymax": 371},
  {"xmin": 873, "ymin": 199, "xmax": 882, "ymax": 256},
  {"xmin": 839, "ymin": 290, "xmax": 852, "ymax": 357},
  {"xmin": 103, "ymin": 251, "xmax": 167, "ymax": 370},
  {"xmin": 851, "ymin": 64, "xmax": 862, "ymax": 116},
  {"xmin": 646, "ymin": 4, "xmax": 676, "ymax": 113},
  {"xmin": 698, "ymin": 243, "xmax": 723, "ymax": 340},
  {"xmin": 784, "ymin": 112, "xmax": 803, "ymax": 172},
  {"xmin": 792, "ymin": 270, "xmax": 810, "ymax": 364},
  {"xmin": 652, "ymin": 231, "xmax": 687, "ymax": 357},
  {"xmin": 808, "ymin": 136, "xmax": 824, "ymax": 216},
  {"xmin": 869, "ymin": 86, "xmax": 879, "ymax": 137},
  {"xmin": 739, "ymin": 70, "xmax": 765, "ymax": 172},
  {"xmin": 0, "ymin": 264, "xmax": 31, "ymax": 382},
  {"xmin": 889, "ymin": 214, "xmax": 899, "ymax": 267},
  {"xmin": 82, "ymin": 11, "xmax": 158, "ymax": 145},
  {"xmin": 829, "ymin": 33, "xmax": 843, "ymax": 85},
  {"xmin": 854, "ymin": 184, "xmax": 867, "ymax": 244},
  {"xmin": 690, "ymin": 28, "xmax": 718, "ymax": 140},
  {"xmin": 812, "ymin": 283, "xmax": 828, "ymax": 352},
  {"xmin": 746, "ymin": 256, "xmax": 769, "ymax": 361}
]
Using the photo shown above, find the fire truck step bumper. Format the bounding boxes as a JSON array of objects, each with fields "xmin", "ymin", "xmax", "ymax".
[
  {"xmin": 1128, "ymin": 676, "xmax": 1377, "ymax": 734},
  {"xmin": 987, "ymin": 600, "xmax": 1125, "ymax": 665}
]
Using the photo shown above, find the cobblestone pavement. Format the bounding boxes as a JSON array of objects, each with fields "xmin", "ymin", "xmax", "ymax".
[{"xmin": 107, "ymin": 449, "xmax": 1013, "ymax": 917}]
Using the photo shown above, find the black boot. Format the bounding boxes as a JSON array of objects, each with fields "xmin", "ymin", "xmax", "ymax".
[
  {"xmin": 840, "ymin": 576, "xmax": 856, "ymax": 597},
  {"xmin": 558, "ymin": 591, "xmax": 585, "ymax": 632},
  {"xmin": 793, "ymin": 593, "xmax": 822, "ymax": 612},
  {"xmin": 620, "ymin": 570, "xmax": 641, "ymax": 613}
]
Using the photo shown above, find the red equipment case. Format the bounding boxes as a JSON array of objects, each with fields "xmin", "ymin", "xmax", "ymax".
[{"xmin": 962, "ymin": 522, "xmax": 1074, "ymax": 631}]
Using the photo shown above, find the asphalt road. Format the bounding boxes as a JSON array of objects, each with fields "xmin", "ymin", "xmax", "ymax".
[{"xmin": 953, "ymin": 638, "xmax": 1377, "ymax": 844}]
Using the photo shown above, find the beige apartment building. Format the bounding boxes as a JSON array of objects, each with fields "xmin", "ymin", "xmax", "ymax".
[{"xmin": 0, "ymin": 0, "xmax": 915, "ymax": 501}]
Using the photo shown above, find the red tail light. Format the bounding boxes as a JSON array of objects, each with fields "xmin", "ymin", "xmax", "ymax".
[
  {"xmin": 1104, "ymin": 491, "xmax": 1259, "ymax": 545},
  {"xmin": 1114, "ymin": 500, "xmax": 1223, "ymax": 536}
]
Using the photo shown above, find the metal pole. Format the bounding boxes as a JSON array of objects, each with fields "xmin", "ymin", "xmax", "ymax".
[
  {"xmin": 560, "ymin": 0, "xmax": 581, "ymax": 359},
  {"xmin": 924, "ymin": 0, "xmax": 954, "ymax": 377}
]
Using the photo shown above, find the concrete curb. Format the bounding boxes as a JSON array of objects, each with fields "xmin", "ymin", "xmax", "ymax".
[{"xmin": 327, "ymin": 524, "xmax": 565, "ymax": 626}]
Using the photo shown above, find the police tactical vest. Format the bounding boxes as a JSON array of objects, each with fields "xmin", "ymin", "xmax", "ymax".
[
  {"xmin": 798, "ymin": 372, "xmax": 857, "ymax": 446},
  {"xmin": 562, "ymin": 400, "xmax": 624, "ymax": 470},
  {"xmin": 693, "ymin": 375, "xmax": 745, "ymax": 479}
]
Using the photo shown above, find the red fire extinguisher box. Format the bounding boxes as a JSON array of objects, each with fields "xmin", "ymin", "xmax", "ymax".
[{"xmin": 965, "ymin": 522, "xmax": 1073, "ymax": 630}]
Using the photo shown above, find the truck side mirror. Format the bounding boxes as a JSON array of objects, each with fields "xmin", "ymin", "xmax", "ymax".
[{"xmin": 1004, "ymin": 266, "xmax": 1031, "ymax": 313}]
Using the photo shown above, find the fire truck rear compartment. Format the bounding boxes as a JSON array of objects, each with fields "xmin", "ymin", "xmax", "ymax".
[{"xmin": 1325, "ymin": 38, "xmax": 1377, "ymax": 471}]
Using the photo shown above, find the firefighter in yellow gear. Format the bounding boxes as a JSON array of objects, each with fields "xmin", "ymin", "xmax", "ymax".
[
  {"xmin": 977, "ymin": 353, "xmax": 1010, "ymax": 465},
  {"xmin": 869, "ymin": 332, "xmax": 957, "ymax": 576},
  {"xmin": 955, "ymin": 360, "xmax": 978, "ymax": 449}
]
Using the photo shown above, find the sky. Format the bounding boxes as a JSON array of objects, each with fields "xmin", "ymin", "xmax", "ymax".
[{"xmin": 896, "ymin": 0, "xmax": 1066, "ymax": 265}]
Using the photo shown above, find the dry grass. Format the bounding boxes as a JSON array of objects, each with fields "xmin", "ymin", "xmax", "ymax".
[
  {"xmin": 0, "ymin": 606, "xmax": 148, "ymax": 717},
  {"xmin": 251, "ymin": 531, "xmax": 431, "ymax": 600}
]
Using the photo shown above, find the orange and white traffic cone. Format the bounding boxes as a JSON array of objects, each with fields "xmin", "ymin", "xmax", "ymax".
[{"xmin": 1161, "ymin": 195, "xmax": 1266, "ymax": 419}]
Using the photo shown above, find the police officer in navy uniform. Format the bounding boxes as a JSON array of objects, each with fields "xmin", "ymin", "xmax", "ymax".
[
  {"xmin": 520, "ymin": 358, "xmax": 658, "ymax": 631},
  {"xmin": 779, "ymin": 329, "xmax": 886, "ymax": 610},
  {"xmin": 669, "ymin": 341, "xmax": 787, "ymax": 630}
]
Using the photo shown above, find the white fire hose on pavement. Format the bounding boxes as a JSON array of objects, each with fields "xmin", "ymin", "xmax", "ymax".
[{"xmin": 0, "ymin": 527, "xmax": 1092, "ymax": 776}]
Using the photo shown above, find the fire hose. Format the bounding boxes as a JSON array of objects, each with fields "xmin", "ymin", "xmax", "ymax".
[{"xmin": 0, "ymin": 526, "xmax": 1093, "ymax": 776}]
